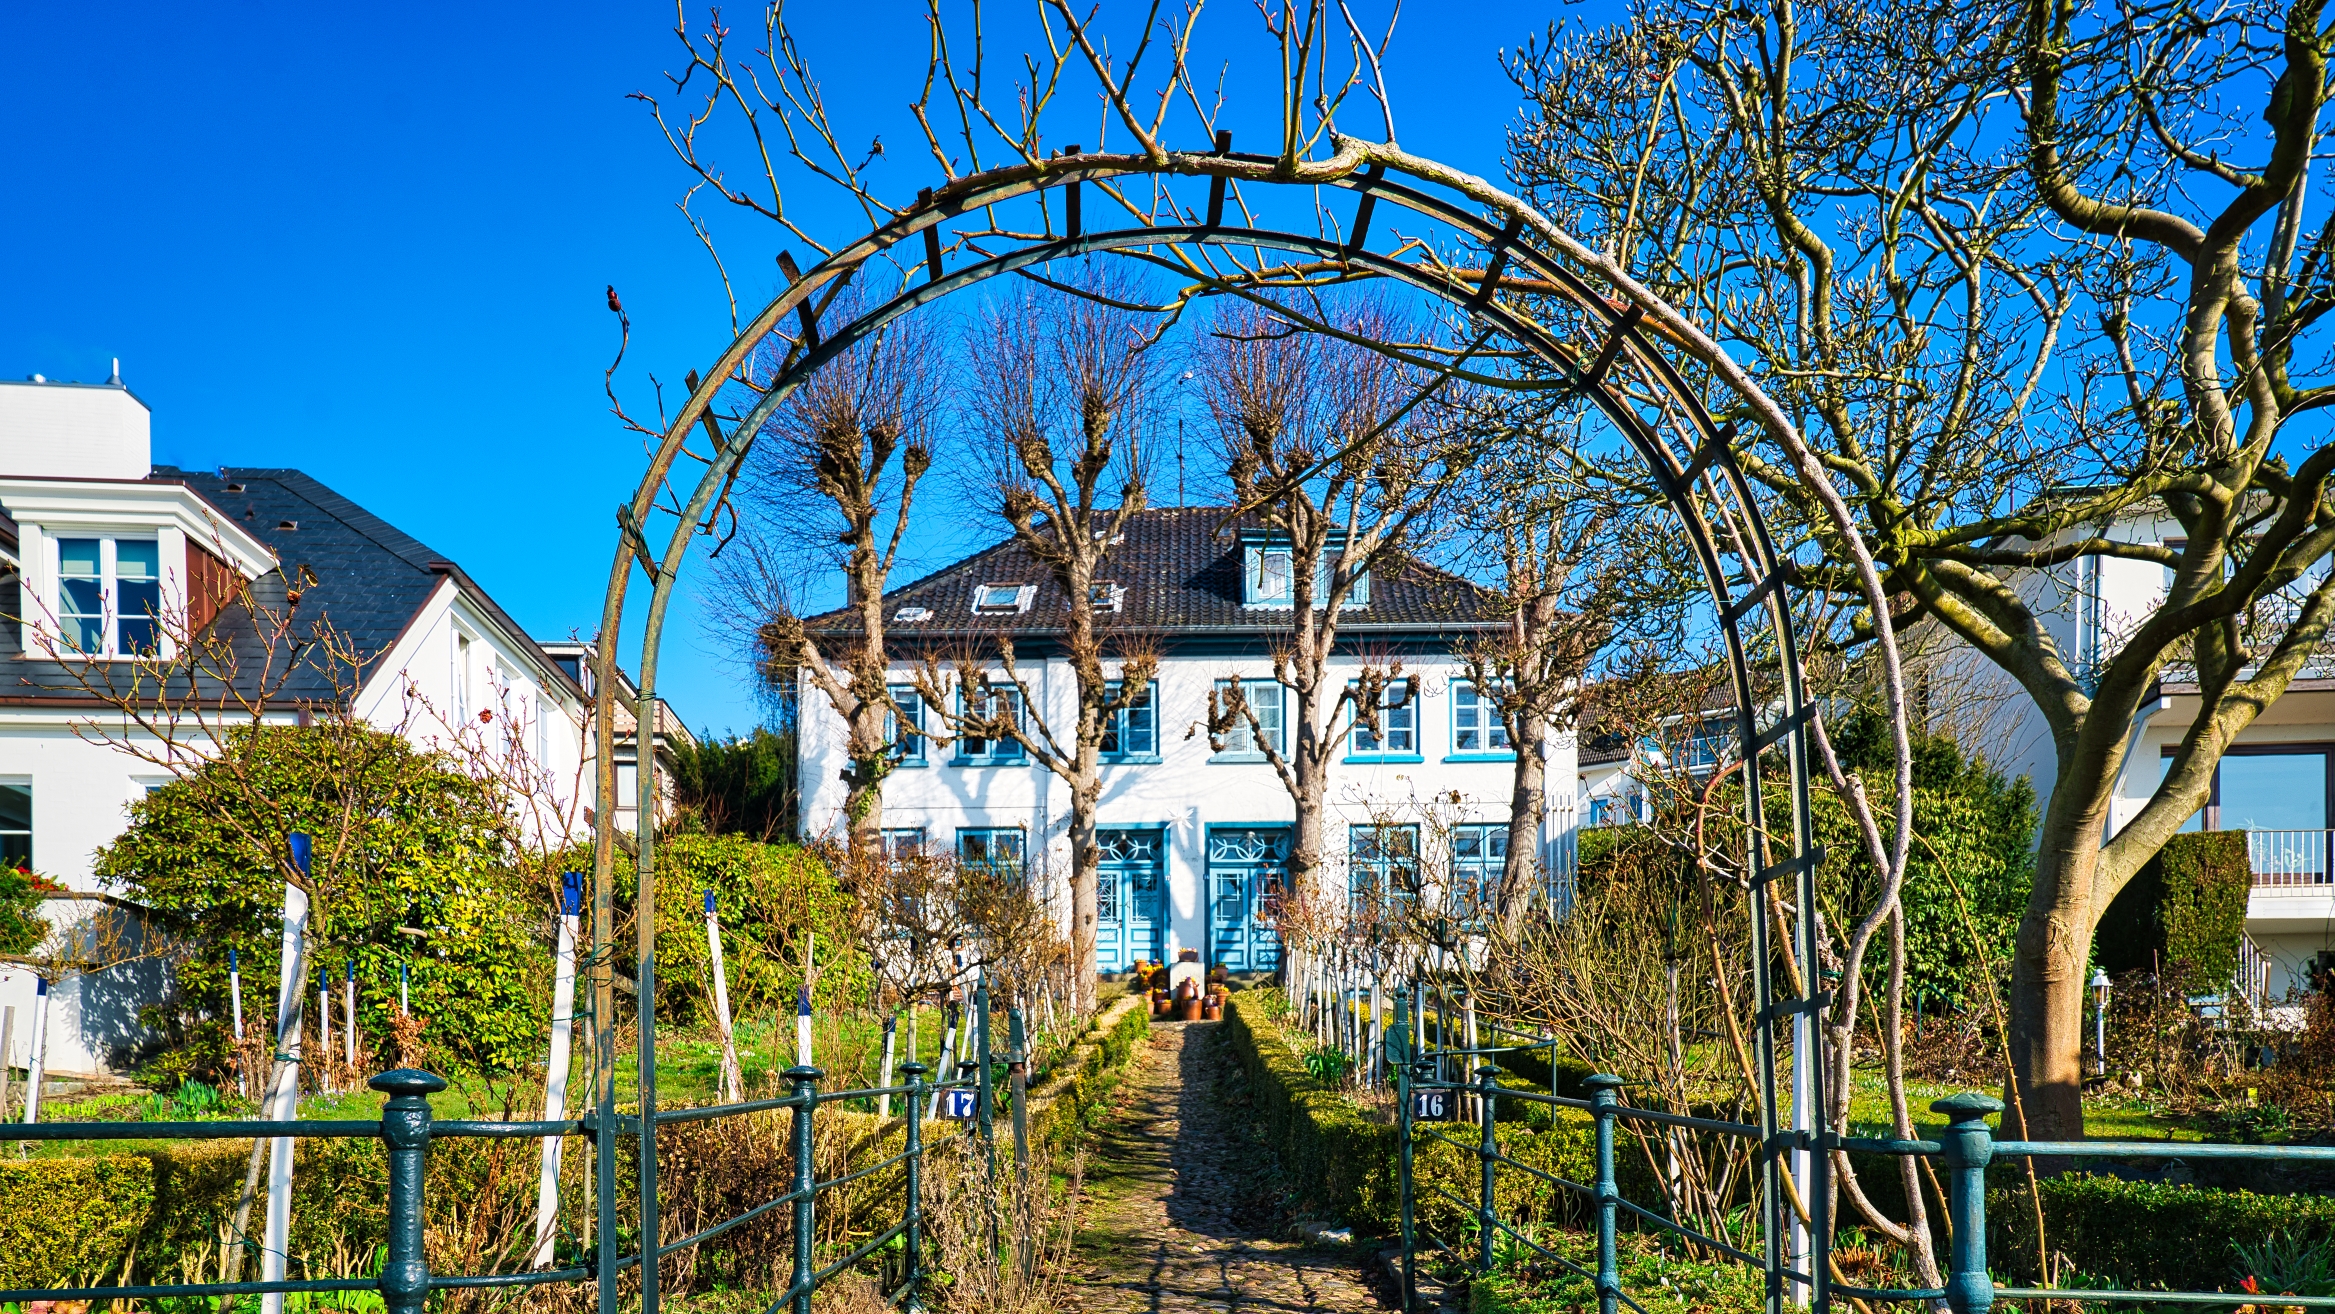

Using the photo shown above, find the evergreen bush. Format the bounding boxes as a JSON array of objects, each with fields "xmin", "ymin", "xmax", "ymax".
[{"xmin": 2095, "ymin": 830, "xmax": 2252, "ymax": 981}]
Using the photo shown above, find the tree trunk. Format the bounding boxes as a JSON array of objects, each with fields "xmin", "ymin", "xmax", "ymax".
[
  {"xmin": 2005, "ymin": 814, "xmax": 2103, "ymax": 1140},
  {"xmin": 1068, "ymin": 799, "xmax": 1099, "ymax": 1015},
  {"xmin": 1499, "ymin": 709, "xmax": 1550, "ymax": 931}
]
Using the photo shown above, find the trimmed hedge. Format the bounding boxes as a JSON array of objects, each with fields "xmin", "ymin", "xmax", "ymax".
[
  {"xmin": 1987, "ymin": 1172, "xmax": 2335, "ymax": 1292},
  {"xmin": 2096, "ymin": 830, "xmax": 2251, "ymax": 981},
  {"xmin": 1221, "ymin": 993, "xmax": 1595, "ymax": 1239}
]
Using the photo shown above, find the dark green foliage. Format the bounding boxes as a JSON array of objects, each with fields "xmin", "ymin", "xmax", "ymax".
[
  {"xmin": 1988, "ymin": 1173, "xmax": 2335, "ymax": 1291},
  {"xmin": 670, "ymin": 728, "xmax": 798, "ymax": 840},
  {"xmin": 0, "ymin": 864, "xmax": 49, "ymax": 955},
  {"xmin": 1817, "ymin": 712, "xmax": 2037, "ymax": 1012},
  {"xmin": 617, "ymin": 834, "xmax": 865, "ymax": 1031},
  {"xmin": 2095, "ymin": 831, "xmax": 2252, "ymax": 982},
  {"xmin": 94, "ymin": 726, "xmax": 546, "ymax": 1083}
]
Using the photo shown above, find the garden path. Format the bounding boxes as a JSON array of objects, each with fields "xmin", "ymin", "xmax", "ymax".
[{"xmin": 1068, "ymin": 1017, "xmax": 1387, "ymax": 1314}]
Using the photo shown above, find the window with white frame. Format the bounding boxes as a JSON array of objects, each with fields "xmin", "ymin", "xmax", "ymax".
[
  {"xmin": 972, "ymin": 583, "xmax": 1031, "ymax": 615},
  {"xmin": 1348, "ymin": 678, "xmax": 1417, "ymax": 757},
  {"xmin": 1451, "ymin": 682, "xmax": 1512, "ymax": 755},
  {"xmin": 56, "ymin": 537, "xmax": 162, "ymax": 656},
  {"xmin": 955, "ymin": 685, "xmax": 1025, "ymax": 764},
  {"xmin": 1212, "ymin": 678, "xmax": 1284, "ymax": 759},
  {"xmin": 0, "ymin": 780, "xmax": 29, "ymax": 871}
]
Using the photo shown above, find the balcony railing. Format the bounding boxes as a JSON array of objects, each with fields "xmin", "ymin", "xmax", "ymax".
[{"xmin": 2242, "ymin": 828, "xmax": 2335, "ymax": 886}]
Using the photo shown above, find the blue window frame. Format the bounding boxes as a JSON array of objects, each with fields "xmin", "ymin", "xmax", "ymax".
[
  {"xmin": 1349, "ymin": 823, "xmax": 1419, "ymax": 910},
  {"xmin": 1347, "ymin": 679, "xmax": 1419, "ymax": 761},
  {"xmin": 1451, "ymin": 822, "xmax": 1508, "ymax": 919},
  {"xmin": 885, "ymin": 684, "xmax": 926, "ymax": 765},
  {"xmin": 881, "ymin": 827, "xmax": 927, "ymax": 858},
  {"xmin": 1212, "ymin": 678, "xmax": 1283, "ymax": 760},
  {"xmin": 958, "ymin": 827, "xmax": 1026, "ymax": 879},
  {"xmin": 1100, "ymin": 680, "xmax": 1159, "ymax": 762},
  {"xmin": 1240, "ymin": 541, "xmax": 1370, "ymax": 607},
  {"xmin": 1450, "ymin": 682, "xmax": 1513, "ymax": 758},
  {"xmin": 954, "ymin": 685, "xmax": 1026, "ymax": 765}
]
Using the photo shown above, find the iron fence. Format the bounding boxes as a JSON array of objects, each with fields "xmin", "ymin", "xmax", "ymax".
[
  {"xmin": 0, "ymin": 1039, "xmax": 1010, "ymax": 1314},
  {"xmin": 1393, "ymin": 1027, "xmax": 2335, "ymax": 1314}
]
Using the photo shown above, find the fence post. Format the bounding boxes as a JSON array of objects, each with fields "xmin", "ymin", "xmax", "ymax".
[
  {"xmin": 1397, "ymin": 1045, "xmax": 1418, "ymax": 1314},
  {"xmin": 1933, "ymin": 1092, "xmax": 2002, "ymax": 1314},
  {"xmin": 1585, "ymin": 1073, "xmax": 1624, "ymax": 1314},
  {"xmin": 1476, "ymin": 1064, "xmax": 1499, "ymax": 1277},
  {"xmin": 373, "ymin": 1069, "xmax": 446, "ymax": 1314},
  {"xmin": 901, "ymin": 1061, "xmax": 928, "ymax": 1301},
  {"xmin": 786, "ymin": 1065, "xmax": 822, "ymax": 1314},
  {"xmin": 1008, "ymin": 1006, "xmax": 1032, "ymax": 1282}
]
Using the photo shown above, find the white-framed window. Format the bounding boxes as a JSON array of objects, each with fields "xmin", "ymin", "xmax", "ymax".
[
  {"xmin": 55, "ymin": 536, "xmax": 162, "ymax": 657},
  {"xmin": 0, "ymin": 779, "xmax": 30, "ymax": 872},
  {"xmin": 1213, "ymin": 678, "xmax": 1284, "ymax": 759},
  {"xmin": 454, "ymin": 632, "xmax": 474, "ymax": 722},
  {"xmin": 1347, "ymin": 679, "xmax": 1417, "ymax": 758},
  {"xmin": 1452, "ymin": 682, "xmax": 1512, "ymax": 756},
  {"xmin": 972, "ymin": 583, "xmax": 1034, "ymax": 615}
]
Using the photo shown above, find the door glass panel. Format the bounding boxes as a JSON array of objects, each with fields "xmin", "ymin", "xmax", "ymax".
[{"xmin": 2220, "ymin": 753, "xmax": 2327, "ymax": 831}]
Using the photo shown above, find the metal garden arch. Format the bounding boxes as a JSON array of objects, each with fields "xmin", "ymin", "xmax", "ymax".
[{"xmin": 587, "ymin": 145, "xmax": 1835, "ymax": 1314}]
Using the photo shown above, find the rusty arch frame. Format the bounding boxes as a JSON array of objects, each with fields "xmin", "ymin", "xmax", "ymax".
[{"xmin": 587, "ymin": 152, "xmax": 1830, "ymax": 1314}]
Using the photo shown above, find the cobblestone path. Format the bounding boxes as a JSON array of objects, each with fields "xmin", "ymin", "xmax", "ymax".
[{"xmin": 1069, "ymin": 1018, "xmax": 1386, "ymax": 1314}]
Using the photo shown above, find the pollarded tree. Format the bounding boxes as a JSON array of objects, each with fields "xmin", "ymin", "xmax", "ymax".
[
  {"xmin": 911, "ymin": 269, "xmax": 1160, "ymax": 1013},
  {"xmin": 745, "ymin": 289, "xmax": 941, "ymax": 858},
  {"xmin": 1194, "ymin": 298, "xmax": 1463, "ymax": 902},
  {"xmin": 1509, "ymin": 0, "xmax": 2335, "ymax": 1137}
]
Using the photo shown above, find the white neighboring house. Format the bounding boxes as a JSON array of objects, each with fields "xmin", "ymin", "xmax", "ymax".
[
  {"xmin": 0, "ymin": 375, "xmax": 591, "ymax": 1077},
  {"xmin": 538, "ymin": 640, "xmax": 699, "ymax": 832},
  {"xmin": 1957, "ymin": 505, "xmax": 2335, "ymax": 1003},
  {"xmin": 795, "ymin": 508, "xmax": 1581, "ymax": 974}
]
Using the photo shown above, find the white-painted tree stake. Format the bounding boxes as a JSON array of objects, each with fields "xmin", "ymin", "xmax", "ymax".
[
  {"xmin": 264, "ymin": 832, "xmax": 313, "ymax": 1314},
  {"xmin": 927, "ymin": 1001, "xmax": 957, "ymax": 1120},
  {"xmin": 317, "ymin": 963, "xmax": 333, "ymax": 1094},
  {"xmin": 795, "ymin": 985, "xmax": 813, "ymax": 1070},
  {"xmin": 343, "ymin": 961, "xmax": 356, "ymax": 1071},
  {"xmin": 702, "ymin": 891, "xmax": 742, "ymax": 1103},
  {"xmin": 399, "ymin": 961, "xmax": 409, "ymax": 1016},
  {"xmin": 876, "ymin": 1011, "xmax": 898, "ymax": 1119},
  {"xmin": 532, "ymin": 873, "xmax": 583, "ymax": 1269},
  {"xmin": 230, "ymin": 948, "xmax": 248, "ymax": 1099},
  {"xmin": 21, "ymin": 975, "xmax": 50, "ymax": 1124}
]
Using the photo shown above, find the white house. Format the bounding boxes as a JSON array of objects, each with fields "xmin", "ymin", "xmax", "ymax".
[
  {"xmin": 539, "ymin": 640, "xmax": 700, "ymax": 833},
  {"xmin": 0, "ymin": 374, "xmax": 592, "ymax": 1076},
  {"xmin": 795, "ymin": 508, "xmax": 1580, "ymax": 973}
]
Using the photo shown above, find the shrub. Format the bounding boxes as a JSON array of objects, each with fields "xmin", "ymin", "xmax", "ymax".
[
  {"xmin": 2095, "ymin": 830, "xmax": 2251, "ymax": 982},
  {"xmin": 617, "ymin": 835, "xmax": 866, "ymax": 1032},
  {"xmin": 1988, "ymin": 1172, "xmax": 2335, "ymax": 1292}
]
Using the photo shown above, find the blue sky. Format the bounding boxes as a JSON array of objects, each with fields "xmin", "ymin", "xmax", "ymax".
[{"xmin": 1, "ymin": 2, "xmax": 1566, "ymax": 735}]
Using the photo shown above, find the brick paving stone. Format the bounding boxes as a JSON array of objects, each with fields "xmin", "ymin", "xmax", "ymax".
[{"xmin": 1069, "ymin": 1018, "xmax": 1387, "ymax": 1313}]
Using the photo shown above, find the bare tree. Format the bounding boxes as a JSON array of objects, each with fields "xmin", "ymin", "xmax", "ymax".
[
  {"xmin": 746, "ymin": 290, "xmax": 941, "ymax": 857},
  {"xmin": 906, "ymin": 270, "xmax": 1160, "ymax": 1013},
  {"xmin": 1193, "ymin": 298, "xmax": 1460, "ymax": 901}
]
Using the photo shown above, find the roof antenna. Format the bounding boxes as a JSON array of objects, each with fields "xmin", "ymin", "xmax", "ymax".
[{"xmin": 110, "ymin": 357, "xmax": 121, "ymax": 385}]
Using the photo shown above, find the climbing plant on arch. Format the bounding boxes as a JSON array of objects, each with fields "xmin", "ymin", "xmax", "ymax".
[{"xmin": 583, "ymin": 8, "xmax": 1927, "ymax": 1310}]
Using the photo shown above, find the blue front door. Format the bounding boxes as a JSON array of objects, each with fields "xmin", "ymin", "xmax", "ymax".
[
  {"xmin": 1207, "ymin": 827, "xmax": 1288, "ymax": 972},
  {"xmin": 1095, "ymin": 829, "xmax": 1165, "ymax": 971}
]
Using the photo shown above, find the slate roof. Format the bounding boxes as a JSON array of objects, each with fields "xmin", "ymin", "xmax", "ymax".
[
  {"xmin": 804, "ymin": 506, "xmax": 1504, "ymax": 645},
  {"xmin": 0, "ymin": 466, "xmax": 574, "ymax": 707}
]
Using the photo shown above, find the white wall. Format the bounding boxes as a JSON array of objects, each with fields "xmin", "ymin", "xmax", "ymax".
[
  {"xmin": 0, "ymin": 380, "xmax": 150, "ymax": 481},
  {"xmin": 801, "ymin": 650, "xmax": 1577, "ymax": 964}
]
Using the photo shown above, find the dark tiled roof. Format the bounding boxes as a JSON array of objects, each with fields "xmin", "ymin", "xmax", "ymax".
[
  {"xmin": 0, "ymin": 467, "xmax": 573, "ymax": 706},
  {"xmin": 804, "ymin": 507, "xmax": 1503, "ymax": 644}
]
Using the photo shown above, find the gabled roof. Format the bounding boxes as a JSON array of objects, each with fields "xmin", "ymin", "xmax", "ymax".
[
  {"xmin": 804, "ymin": 506, "xmax": 1504, "ymax": 643},
  {"xmin": 0, "ymin": 467, "xmax": 578, "ymax": 707}
]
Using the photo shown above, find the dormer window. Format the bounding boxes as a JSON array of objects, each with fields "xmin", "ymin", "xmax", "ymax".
[
  {"xmin": 894, "ymin": 606, "xmax": 934, "ymax": 623},
  {"xmin": 1240, "ymin": 542, "xmax": 1371, "ymax": 608},
  {"xmin": 57, "ymin": 537, "xmax": 161, "ymax": 656},
  {"xmin": 1090, "ymin": 582, "xmax": 1124, "ymax": 612},
  {"xmin": 972, "ymin": 583, "xmax": 1033, "ymax": 615}
]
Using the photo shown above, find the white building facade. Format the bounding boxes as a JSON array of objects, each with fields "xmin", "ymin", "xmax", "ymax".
[
  {"xmin": 796, "ymin": 509, "xmax": 1579, "ymax": 973},
  {"xmin": 0, "ymin": 376, "xmax": 591, "ymax": 1076}
]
